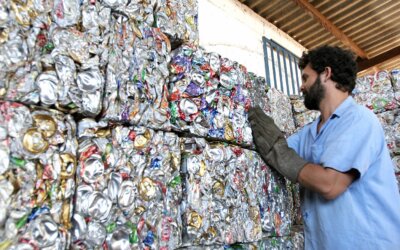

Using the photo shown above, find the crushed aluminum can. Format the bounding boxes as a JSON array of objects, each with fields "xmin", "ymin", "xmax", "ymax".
[
  {"xmin": 0, "ymin": 101, "xmax": 77, "ymax": 249},
  {"xmin": 52, "ymin": 0, "xmax": 81, "ymax": 27}
]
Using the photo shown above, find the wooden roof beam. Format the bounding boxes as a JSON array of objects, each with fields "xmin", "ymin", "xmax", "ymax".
[
  {"xmin": 249, "ymin": 0, "xmax": 264, "ymax": 9},
  {"xmin": 292, "ymin": 0, "xmax": 368, "ymax": 59},
  {"xmin": 357, "ymin": 46, "xmax": 400, "ymax": 71}
]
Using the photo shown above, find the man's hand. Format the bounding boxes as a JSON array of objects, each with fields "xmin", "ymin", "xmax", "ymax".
[
  {"xmin": 248, "ymin": 106, "xmax": 307, "ymax": 182},
  {"xmin": 248, "ymin": 106, "xmax": 282, "ymax": 154}
]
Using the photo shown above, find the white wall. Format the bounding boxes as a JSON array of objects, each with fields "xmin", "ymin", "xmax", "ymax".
[{"xmin": 198, "ymin": 0, "xmax": 306, "ymax": 79}]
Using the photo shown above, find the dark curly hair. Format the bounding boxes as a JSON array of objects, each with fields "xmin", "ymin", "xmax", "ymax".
[{"xmin": 298, "ymin": 45, "xmax": 358, "ymax": 93}]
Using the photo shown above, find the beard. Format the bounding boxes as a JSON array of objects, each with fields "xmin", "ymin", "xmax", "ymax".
[{"xmin": 303, "ymin": 75, "xmax": 325, "ymax": 110}]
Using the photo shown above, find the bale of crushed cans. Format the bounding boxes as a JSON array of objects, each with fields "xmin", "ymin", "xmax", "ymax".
[
  {"xmin": 0, "ymin": 0, "xmax": 106, "ymax": 117},
  {"xmin": 71, "ymin": 119, "xmax": 182, "ymax": 249},
  {"xmin": 0, "ymin": 0, "xmax": 310, "ymax": 249},
  {"xmin": 180, "ymin": 137, "xmax": 293, "ymax": 246},
  {"xmin": 0, "ymin": 101, "xmax": 77, "ymax": 250},
  {"xmin": 168, "ymin": 45, "xmax": 254, "ymax": 146},
  {"xmin": 0, "ymin": 0, "xmax": 198, "ymax": 120},
  {"xmin": 353, "ymin": 71, "xmax": 397, "ymax": 113},
  {"xmin": 97, "ymin": 0, "xmax": 197, "ymax": 130},
  {"xmin": 101, "ymin": 19, "xmax": 172, "ymax": 130}
]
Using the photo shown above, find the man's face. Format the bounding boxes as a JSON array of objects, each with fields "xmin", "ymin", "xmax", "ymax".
[{"xmin": 301, "ymin": 64, "xmax": 326, "ymax": 111}]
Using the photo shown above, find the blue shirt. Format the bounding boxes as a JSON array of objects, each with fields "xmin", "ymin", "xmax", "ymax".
[{"xmin": 288, "ymin": 96, "xmax": 400, "ymax": 250}]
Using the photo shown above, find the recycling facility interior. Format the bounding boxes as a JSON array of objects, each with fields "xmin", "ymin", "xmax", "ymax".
[{"xmin": 0, "ymin": 0, "xmax": 399, "ymax": 249}]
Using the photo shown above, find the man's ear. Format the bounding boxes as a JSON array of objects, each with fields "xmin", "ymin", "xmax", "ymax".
[{"xmin": 323, "ymin": 66, "xmax": 332, "ymax": 82}]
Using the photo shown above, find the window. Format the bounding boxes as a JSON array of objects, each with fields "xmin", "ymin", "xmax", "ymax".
[{"xmin": 262, "ymin": 37, "xmax": 302, "ymax": 95}]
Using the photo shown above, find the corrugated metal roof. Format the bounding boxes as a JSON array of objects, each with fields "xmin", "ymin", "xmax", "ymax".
[{"xmin": 238, "ymin": 0, "xmax": 400, "ymax": 76}]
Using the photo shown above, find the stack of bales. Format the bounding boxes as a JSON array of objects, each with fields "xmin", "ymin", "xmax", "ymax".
[
  {"xmin": 353, "ymin": 71, "xmax": 397, "ymax": 113},
  {"xmin": 0, "ymin": 0, "xmax": 305, "ymax": 249}
]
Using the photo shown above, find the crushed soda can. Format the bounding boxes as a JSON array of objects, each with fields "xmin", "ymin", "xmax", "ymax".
[
  {"xmin": 0, "ymin": 101, "xmax": 77, "ymax": 249},
  {"xmin": 72, "ymin": 119, "xmax": 182, "ymax": 249},
  {"xmin": 261, "ymin": 88, "xmax": 296, "ymax": 135},
  {"xmin": 353, "ymin": 71, "xmax": 397, "ymax": 113},
  {"xmin": 180, "ymin": 137, "xmax": 292, "ymax": 246},
  {"xmin": 169, "ymin": 45, "xmax": 253, "ymax": 146}
]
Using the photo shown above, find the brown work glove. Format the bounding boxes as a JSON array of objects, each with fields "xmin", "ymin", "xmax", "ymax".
[
  {"xmin": 248, "ymin": 106, "xmax": 282, "ymax": 153},
  {"xmin": 249, "ymin": 106, "xmax": 307, "ymax": 182}
]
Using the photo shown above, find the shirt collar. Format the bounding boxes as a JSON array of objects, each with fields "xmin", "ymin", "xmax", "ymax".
[
  {"xmin": 331, "ymin": 96, "xmax": 354, "ymax": 119},
  {"xmin": 310, "ymin": 96, "xmax": 354, "ymax": 139}
]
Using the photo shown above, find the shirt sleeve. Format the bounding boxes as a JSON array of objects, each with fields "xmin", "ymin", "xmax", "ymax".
[
  {"xmin": 320, "ymin": 112, "xmax": 384, "ymax": 177},
  {"xmin": 288, "ymin": 128, "xmax": 302, "ymax": 154}
]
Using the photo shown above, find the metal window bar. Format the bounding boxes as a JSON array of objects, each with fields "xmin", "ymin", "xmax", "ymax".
[{"xmin": 262, "ymin": 37, "xmax": 302, "ymax": 95}]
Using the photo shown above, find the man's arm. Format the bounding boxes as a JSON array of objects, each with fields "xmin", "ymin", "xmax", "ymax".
[
  {"xmin": 298, "ymin": 163, "xmax": 359, "ymax": 200},
  {"xmin": 249, "ymin": 106, "xmax": 359, "ymax": 199}
]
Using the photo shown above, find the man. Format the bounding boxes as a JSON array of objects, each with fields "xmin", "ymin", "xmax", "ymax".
[{"xmin": 249, "ymin": 45, "xmax": 400, "ymax": 249}]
